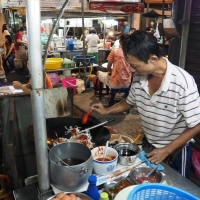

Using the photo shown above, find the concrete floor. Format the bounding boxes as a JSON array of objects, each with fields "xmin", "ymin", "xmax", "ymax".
[{"xmin": 73, "ymin": 88, "xmax": 144, "ymax": 143}]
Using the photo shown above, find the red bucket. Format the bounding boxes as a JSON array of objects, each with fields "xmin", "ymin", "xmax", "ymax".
[{"xmin": 62, "ymin": 77, "xmax": 77, "ymax": 94}]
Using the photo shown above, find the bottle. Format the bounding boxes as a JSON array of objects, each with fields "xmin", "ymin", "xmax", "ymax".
[
  {"xmin": 86, "ymin": 175, "xmax": 100, "ymax": 200},
  {"xmin": 100, "ymin": 192, "xmax": 109, "ymax": 200}
]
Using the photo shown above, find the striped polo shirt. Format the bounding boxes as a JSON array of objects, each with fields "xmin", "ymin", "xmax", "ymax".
[{"xmin": 126, "ymin": 57, "xmax": 200, "ymax": 148}]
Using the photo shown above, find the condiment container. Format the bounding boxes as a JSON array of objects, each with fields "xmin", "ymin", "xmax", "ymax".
[
  {"xmin": 86, "ymin": 175, "xmax": 100, "ymax": 200},
  {"xmin": 100, "ymin": 192, "xmax": 109, "ymax": 200}
]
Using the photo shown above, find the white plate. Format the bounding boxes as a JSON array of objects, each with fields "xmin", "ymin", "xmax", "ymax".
[{"xmin": 114, "ymin": 185, "xmax": 138, "ymax": 200}]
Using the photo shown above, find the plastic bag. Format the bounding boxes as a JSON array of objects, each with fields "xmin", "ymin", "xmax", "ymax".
[
  {"xmin": 192, "ymin": 150, "xmax": 200, "ymax": 179},
  {"xmin": 154, "ymin": 22, "xmax": 160, "ymax": 39},
  {"xmin": 163, "ymin": 19, "xmax": 179, "ymax": 41},
  {"xmin": 76, "ymin": 78, "xmax": 85, "ymax": 94}
]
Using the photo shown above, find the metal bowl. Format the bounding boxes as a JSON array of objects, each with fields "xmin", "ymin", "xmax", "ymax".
[
  {"xmin": 129, "ymin": 166, "xmax": 163, "ymax": 184},
  {"xmin": 114, "ymin": 143, "xmax": 140, "ymax": 166},
  {"xmin": 47, "ymin": 192, "xmax": 92, "ymax": 200}
]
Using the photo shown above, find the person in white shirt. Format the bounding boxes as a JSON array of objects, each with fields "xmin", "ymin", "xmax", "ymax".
[
  {"xmin": 91, "ymin": 30, "xmax": 200, "ymax": 179},
  {"xmin": 85, "ymin": 29, "xmax": 100, "ymax": 64}
]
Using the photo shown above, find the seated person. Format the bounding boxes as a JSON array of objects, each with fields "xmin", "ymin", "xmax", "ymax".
[
  {"xmin": 13, "ymin": 62, "xmax": 53, "ymax": 92},
  {"xmin": 97, "ymin": 34, "xmax": 133, "ymax": 89},
  {"xmin": 2, "ymin": 35, "xmax": 16, "ymax": 74}
]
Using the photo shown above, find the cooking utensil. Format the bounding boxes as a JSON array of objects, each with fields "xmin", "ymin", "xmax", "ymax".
[
  {"xmin": 82, "ymin": 108, "xmax": 93, "ymax": 124},
  {"xmin": 146, "ymin": 166, "xmax": 158, "ymax": 178},
  {"xmin": 103, "ymin": 141, "xmax": 109, "ymax": 160},
  {"xmin": 78, "ymin": 119, "xmax": 115, "ymax": 134},
  {"xmin": 49, "ymin": 142, "xmax": 93, "ymax": 191},
  {"xmin": 129, "ymin": 166, "xmax": 163, "ymax": 184},
  {"xmin": 111, "ymin": 161, "xmax": 144, "ymax": 178},
  {"xmin": 114, "ymin": 143, "xmax": 140, "ymax": 166},
  {"xmin": 47, "ymin": 147, "xmax": 75, "ymax": 170},
  {"xmin": 104, "ymin": 176, "xmax": 127, "ymax": 190}
]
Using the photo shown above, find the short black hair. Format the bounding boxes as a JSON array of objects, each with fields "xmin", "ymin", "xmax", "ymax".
[
  {"xmin": 118, "ymin": 34, "xmax": 128, "ymax": 43},
  {"xmin": 122, "ymin": 30, "xmax": 161, "ymax": 63},
  {"xmin": 19, "ymin": 27, "xmax": 25, "ymax": 32},
  {"xmin": 5, "ymin": 35, "xmax": 13, "ymax": 45},
  {"xmin": 89, "ymin": 29, "xmax": 96, "ymax": 34}
]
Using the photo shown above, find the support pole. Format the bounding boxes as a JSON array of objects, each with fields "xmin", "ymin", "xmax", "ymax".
[
  {"xmin": 26, "ymin": 0, "xmax": 49, "ymax": 192},
  {"xmin": 179, "ymin": 0, "xmax": 192, "ymax": 68},
  {"xmin": 81, "ymin": 0, "xmax": 87, "ymax": 88}
]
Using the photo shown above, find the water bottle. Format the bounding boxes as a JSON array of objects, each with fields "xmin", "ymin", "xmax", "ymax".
[
  {"xmin": 100, "ymin": 192, "xmax": 109, "ymax": 200},
  {"xmin": 86, "ymin": 175, "xmax": 100, "ymax": 200}
]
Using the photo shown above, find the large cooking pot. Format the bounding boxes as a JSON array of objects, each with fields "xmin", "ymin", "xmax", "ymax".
[{"xmin": 49, "ymin": 142, "xmax": 93, "ymax": 191}]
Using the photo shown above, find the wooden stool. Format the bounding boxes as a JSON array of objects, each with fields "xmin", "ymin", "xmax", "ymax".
[{"xmin": 109, "ymin": 87, "xmax": 130, "ymax": 106}]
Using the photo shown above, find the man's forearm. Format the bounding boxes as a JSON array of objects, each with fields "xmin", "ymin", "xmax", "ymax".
[
  {"xmin": 106, "ymin": 99, "xmax": 132, "ymax": 114},
  {"xmin": 165, "ymin": 123, "xmax": 200, "ymax": 154}
]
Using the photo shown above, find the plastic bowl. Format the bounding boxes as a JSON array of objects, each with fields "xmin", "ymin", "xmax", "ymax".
[
  {"xmin": 91, "ymin": 146, "xmax": 118, "ymax": 175},
  {"xmin": 45, "ymin": 58, "xmax": 63, "ymax": 70},
  {"xmin": 73, "ymin": 55, "xmax": 95, "ymax": 64}
]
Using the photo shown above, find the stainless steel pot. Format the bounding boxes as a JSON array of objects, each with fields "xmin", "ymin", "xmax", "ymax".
[
  {"xmin": 49, "ymin": 142, "xmax": 93, "ymax": 191},
  {"xmin": 114, "ymin": 143, "xmax": 140, "ymax": 166}
]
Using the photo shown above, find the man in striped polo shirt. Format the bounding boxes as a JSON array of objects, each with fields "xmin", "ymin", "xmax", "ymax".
[{"xmin": 91, "ymin": 30, "xmax": 200, "ymax": 178}]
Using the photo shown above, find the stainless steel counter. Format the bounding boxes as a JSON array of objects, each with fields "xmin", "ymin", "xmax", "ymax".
[
  {"xmin": 13, "ymin": 162, "xmax": 200, "ymax": 199},
  {"xmin": 162, "ymin": 163, "xmax": 200, "ymax": 198}
]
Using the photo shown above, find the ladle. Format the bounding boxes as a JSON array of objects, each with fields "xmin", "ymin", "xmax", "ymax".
[
  {"xmin": 47, "ymin": 147, "xmax": 76, "ymax": 171},
  {"xmin": 142, "ymin": 166, "xmax": 158, "ymax": 183},
  {"xmin": 82, "ymin": 108, "xmax": 92, "ymax": 124}
]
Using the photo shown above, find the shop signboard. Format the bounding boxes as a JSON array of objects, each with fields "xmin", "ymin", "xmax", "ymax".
[
  {"xmin": 144, "ymin": 0, "xmax": 172, "ymax": 3},
  {"xmin": 89, "ymin": 0, "xmax": 144, "ymax": 13}
]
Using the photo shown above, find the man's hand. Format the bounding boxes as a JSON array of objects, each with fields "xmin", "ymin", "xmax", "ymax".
[
  {"xmin": 91, "ymin": 102, "xmax": 108, "ymax": 115},
  {"xmin": 13, "ymin": 81, "xmax": 23, "ymax": 90},
  {"xmin": 146, "ymin": 147, "xmax": 170, "ymax": 164}
]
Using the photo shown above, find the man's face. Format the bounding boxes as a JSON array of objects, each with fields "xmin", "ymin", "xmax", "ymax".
[{"xmin": 126, "ymin": 54, "xmax": 157, "ymax": 76}]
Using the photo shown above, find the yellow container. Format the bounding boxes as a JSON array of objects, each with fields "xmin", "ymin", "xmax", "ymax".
[{"xmin": 45, "ymin": 58, "xmax": 63, "ymax": 70}]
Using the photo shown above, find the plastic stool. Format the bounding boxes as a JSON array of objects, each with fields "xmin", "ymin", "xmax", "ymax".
[
  {"xmin": 109, "ymin": 87, "xmax": 130, "ymax": 106},
  {"xmin": 93, "ymin": 76, "xmax": 109, "ymax": 100}
]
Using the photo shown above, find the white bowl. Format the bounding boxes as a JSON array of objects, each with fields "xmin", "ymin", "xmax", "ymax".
[{"xmin": 91, "ymin": 146, "xmax": 118, "ymax": 175}]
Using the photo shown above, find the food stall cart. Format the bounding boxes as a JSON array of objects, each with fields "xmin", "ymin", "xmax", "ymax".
[{"xmin": 1, "ymin": 0, "xmax": 200, "ymax": 200}]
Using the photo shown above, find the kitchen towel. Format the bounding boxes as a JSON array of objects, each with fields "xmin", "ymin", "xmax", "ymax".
[{"xmin": 137, "ymin": 150, "xmax": 164, "ymax": 171}]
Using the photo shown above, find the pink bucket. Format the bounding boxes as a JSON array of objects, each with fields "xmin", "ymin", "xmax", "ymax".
[{"xmin": 62, "ymin": 77, "xmax": 77, "ymax": 94}]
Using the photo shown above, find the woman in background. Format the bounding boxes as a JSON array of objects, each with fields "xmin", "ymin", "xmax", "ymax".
[
  {"xmin": 97, "ymin": 34, "xmax": 132, "ymax": 88},
  {"xmin": 2, "ymin": 24, "xmax": 10, "ymax": 39},
  {"xmin": 2, "ymin": 35, "xmax": 15, "ymax": 74}
]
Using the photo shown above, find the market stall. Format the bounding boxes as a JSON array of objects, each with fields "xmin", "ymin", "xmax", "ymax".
[{"xmin": 1, "ymin": 1, "xmax": 200, "ymax": 200}]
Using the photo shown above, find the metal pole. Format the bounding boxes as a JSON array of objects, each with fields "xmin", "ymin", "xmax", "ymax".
[
  {"xmin": 43, "ymin": 0, "xmax": 69, "ymax": 66},
  {"xmin": 179, "ymin": 0, "xmax": 192, "ymax": 68},
  {"xmin": 162, "ymin": 0, "xmax": 166, "ymax": 54},
  {"xmin": 26, "ymin": 0, "xmax": 50, "ymax": 192},
  {"xmin": 146, "ymin": 0, "xmax": 150, "ymax": 28},
  {"xmin": 81, "ymin": 0, "xmax": 87, "ymax": 88}
]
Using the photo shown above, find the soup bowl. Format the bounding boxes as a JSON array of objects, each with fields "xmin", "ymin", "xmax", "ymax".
[{"xmin": 91, "ymin": 146, "xmax": 118, "ymax": 175}]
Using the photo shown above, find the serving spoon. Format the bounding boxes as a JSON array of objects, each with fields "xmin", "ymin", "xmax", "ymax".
[{"xmin": 82, "ymin": 108, "xmax": 92, "ymax": 124}]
